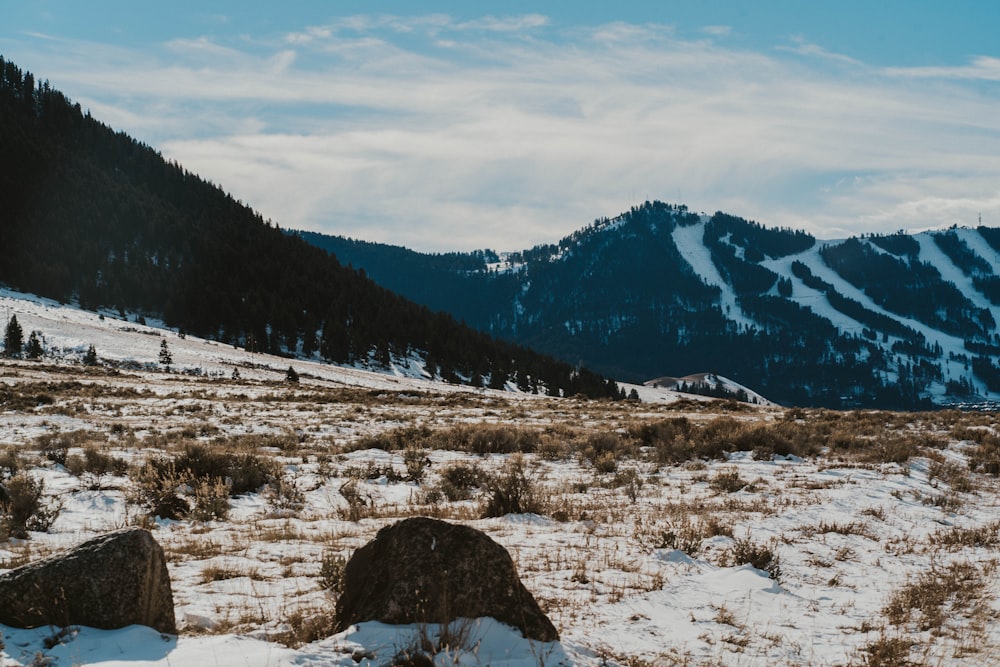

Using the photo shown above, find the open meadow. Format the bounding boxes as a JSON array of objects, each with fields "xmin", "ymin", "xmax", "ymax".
[
  {"xmin": 2, "ymin": 351, "xmax": 1000, "ymax": 665},
  {"xmin": 0, "ymin": 291, "xmax": 999, "ymax": 666}
]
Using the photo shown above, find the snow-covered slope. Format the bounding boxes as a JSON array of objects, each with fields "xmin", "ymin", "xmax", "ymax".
[{"xmin": 3, "ymin": 339, "xmax": 1000, "ymax": 665}]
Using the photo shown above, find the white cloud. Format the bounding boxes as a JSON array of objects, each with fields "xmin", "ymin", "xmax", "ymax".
[
  {"xmin": 456, "ymin": 14, "xmax": 549, "ymax": 32},
  {"xmin": 885, "ymin": 55, "xmax": 1000, "ymax": 81},
  {"xmin": 5, "ymin": 16, "xmax": 1000, "ymax": 251},
  {"xmin": 778, "ymin": 36, "xmax": 863, "ymax": 66},
  {"xmin": 701, "ymin": 25, "xmax": 731, "ymax": 37}
]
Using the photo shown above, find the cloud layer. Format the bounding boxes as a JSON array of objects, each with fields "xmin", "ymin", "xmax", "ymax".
[{"xmin": 5, "ymin": 15, "xmax": 1000, "ymax": 250}]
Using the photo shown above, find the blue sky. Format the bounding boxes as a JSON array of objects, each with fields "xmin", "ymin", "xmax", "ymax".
[{"xmin": 3, "ymin": 2, "xmax": 1000, "ymax": 251}]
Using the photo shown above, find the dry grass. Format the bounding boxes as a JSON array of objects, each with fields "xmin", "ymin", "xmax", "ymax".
[
  {"xmin": 883, "ymin": 560, "xmax": 994, "ymax": 634},
  {"xmin": 8, "ymin": 358, "xmax": 1000, "ymax": 663}
]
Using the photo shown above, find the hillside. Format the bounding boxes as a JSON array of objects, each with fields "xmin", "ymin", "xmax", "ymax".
[
  {"xmin": 301, "ymin": 203, "xmax": 1000, "ymax": 409},
  {"xmin": 4, "ymin": 317, "xmax": 1000, "ymax": 665},
  {"xmin": 0, "ymin": 56, "xmax": 619, "ymax": 400}
]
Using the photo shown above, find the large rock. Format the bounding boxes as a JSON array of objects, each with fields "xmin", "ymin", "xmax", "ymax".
[
  {"xmin": 335, "ymin": 517, "xmax": 557, "ymax": 642},
  {"xmin": 0, "ymin": 527, "xmax": 175, "ymax": 633}
]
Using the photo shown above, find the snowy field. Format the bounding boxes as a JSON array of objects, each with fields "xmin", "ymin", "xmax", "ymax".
[{"xmin": 2, "ymin": 290, "xmax": 1000, "ymax": 665}]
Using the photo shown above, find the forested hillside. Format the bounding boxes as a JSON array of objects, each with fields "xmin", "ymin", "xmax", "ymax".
[
  {"xmin": 302, "ymin": 203, "xmax": 1000, "ymax": 409},
  {"xmin": 0, "ymin": 56, "xmax": 620, "ymax": 398}
]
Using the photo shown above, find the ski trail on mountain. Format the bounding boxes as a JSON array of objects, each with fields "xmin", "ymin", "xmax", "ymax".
[
  {"xmin": 672, "ymin": 221, "xmax": 757, "ymax": 330},
  {"xmin": 762, "ymin": 254, "xmax": 867, "ymax": 336},
  {"xmin": 958, "ymin": 227, "xmax": 1000, "ymax": 275},
  {"xmin": 794, "ymin": 242, "xmax": 968, "ymax": 360},
  {"xmin": 915, "ymin": 232, "xmax": 1000, "ymax": 327}
]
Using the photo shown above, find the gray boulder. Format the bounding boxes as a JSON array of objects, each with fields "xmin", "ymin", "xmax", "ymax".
[
  {"xmin": 0, "ymin": 527, "xmax": 175, "ymax": 633},
  {"xmin": 335, "ymin": 517, "xmax": 558, "ymax": 642}
]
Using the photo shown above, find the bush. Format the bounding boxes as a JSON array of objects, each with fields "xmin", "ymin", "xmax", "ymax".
[
  {"xmin": 127, "ymin": 459, "xmax": 190, "ymax": 520},
  {"xmin": 725, "ymin": 535, "xmax": 782, "ymax": 582},
  {"xmin": 174, "ymin": 442, "xmax": 279, "ymax": 496},
  {"xmin": 65, "ymin": 445, "xmax": 128, "ymax": 489},
  {"xmin": 350, "ymin": 423, "xmax": 542, "ymax": 455},
  {"xmin": 1, "ymin": 473, "xmax": 62, "ymax": 539},
  {"xmin": 481, "ymin": 455, "xmax": 545, "ymax": 518},
  {"xmin": 0, "ymin": 446, "xmax": 20, "ymax": 478},
  {"xmin": 189, "ymin": 478, "xmax": 231, "ymax": 521},
  {"xmin": 266, "ymin": 474, "xmax": 305, "ymax": 513},
  {"xmin": 709, "ymin": 467, "xmax": 747, "ymax": 494},
  {"xmin": 338, "ymin": 480, "xmax": 372, "ymax": 521},
  {"xmin": 436, "ymin": 463, "xmax": 485, "ymax": 502},
  {"xmin": 318, "ymin": 551, "xmax": 346, "ymax": 593},
  {"xmin": 403, "ymin": 448, "xmax": 429, "ymax": 483}
]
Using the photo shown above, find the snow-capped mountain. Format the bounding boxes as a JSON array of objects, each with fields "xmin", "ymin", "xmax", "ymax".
[{"xmin": 301, "ymin": 202, "xmax": 1000, "ymax": 409}]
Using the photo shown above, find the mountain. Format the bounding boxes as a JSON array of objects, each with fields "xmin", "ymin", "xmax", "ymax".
[
  {"xmin": 299, "ymin": 202, "xmax": 1000, "ymax": 409},
  {"xmin": 0, "ymin": 56, "xmax": 620, "ymax": 399}
]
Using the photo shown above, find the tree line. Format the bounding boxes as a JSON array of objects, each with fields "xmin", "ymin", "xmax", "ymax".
[{"xmin": 0, "ymin": 56, "xmax": 621, "ymax": 399}]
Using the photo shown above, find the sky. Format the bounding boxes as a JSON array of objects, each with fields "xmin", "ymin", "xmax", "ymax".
[{"xmin": 3, "ymin": 2, "xmax": 1000, "ymax": 252}]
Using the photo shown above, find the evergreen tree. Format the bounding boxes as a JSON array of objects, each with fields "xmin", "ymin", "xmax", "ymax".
[
  {"xmin": 25, "ymin": 330, "xmax": 43, "ymax": 360},
  {"xmin": 285, "ymin": 366, "xmax": 299, "ymax": 383},
  {"xmin": 3, "ymin": 316, "xmax": 23, "ymax": 357},
  {"xmin": 83, "ymin": 344, "xmax": 98, "ymax": 366},
  {"xmin": 159, "ymin": 339, "xmax": 173, "ymax": 366}
]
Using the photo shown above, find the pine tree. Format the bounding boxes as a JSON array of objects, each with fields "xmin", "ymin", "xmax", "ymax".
[
  {"xmin": 3, "ymin": 315, "xmax": 23, "ymax": 357},
  {"xmin": 25, "ymin": 330, "xmax": 43, "ymax": 360},
  {"xmin": 83, "ymin": 344, "xmax": 98, "ymax": 366},
  {"xmin": 159, "ymin": 339, "xmax": 173, "ymax": 366}
]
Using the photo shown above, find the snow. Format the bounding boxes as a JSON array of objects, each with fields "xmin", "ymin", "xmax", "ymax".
[
  {"xmin": 958, "ymin": 227, "xmax": 1000, "ymax": 276},
  {"xmin": 0, "ymin": 287, "xmax": 540, "ymax": 398},
  {"xmin": 671, "ymin": 220, "xmax": 758, "ymax": 330},
  {"xmin": 771, "ymin": 240, "xmax": 983, "ymax": 397},
  {"xmin": 4, "ymin": 290, "xmax": 1000, "ymax": 665},
  {"xmin": 914, "ymin": 232, "xmax": 1000, "ymax": 325},
  {"xmin": 642, "ymin": 373, "xmax": 774, "ymax": 406}
]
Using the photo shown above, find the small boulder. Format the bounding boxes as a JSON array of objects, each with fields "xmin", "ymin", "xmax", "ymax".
[
  {"xmin": 335, "ymin": 517, "xmax": 557, "ymax": 642},
  {"xmin": 0, "ymin": 527, "xmax": 175, "ymax": 633}
]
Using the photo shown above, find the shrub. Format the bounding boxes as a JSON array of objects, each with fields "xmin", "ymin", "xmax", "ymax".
[
  {"xmin": 1, "ymin": 473, "xmax": 61, "ymax": 539},
  {"xmin": 435, "ymin": 463, "xmax": 485, "ymax": 502},
  {"xmin": 349, "ymin": 423, "xmax": 542, "ymax": 455},
  {"xmin": 725, "ymin": 535, "xmax": 782, "ymax": 582},
  {"xmin": 65, "ymin": 445, "xmax": 128, "ymax": 489},
  {"xmin": 266, "ymin": 474, "xmax": 305, "ymax": 513},
  {"xmin": 403, "ymin": 448, "xmax": 429, "ymax": 483},
  {"xmin": 318, "ymin": 551, "xmax": 347, "ymax": 593},
  {"xmin": 581, "ymin": 432, "xmax": 634, "ymax": 472},
  {"xmin": 189, "ymin": 478, "xmax": 231, "ymax": 521},
  {"xmin": 968, "ymin": 433, "xmax": 1000, "ymax": 475},
  {"xmin": 338, "ymin": 480, "xmax": 372, "ymax": 521},
  {"xmin": 173, "ymin": 442, "xmax": 280, "ymax": 496},
  {"xmin": 127, "ymin": 459, "xmax": 190, "ymax": 520},
  {"xmin": 271, "ymin": 607, "xmax": 339, "ymax": 648},
  {"xmin": 709, "ymin": 467, "xmax": 747, "ymax": 493},
  {"xmin": 481, "ymin": 455, "xmax": 545, "ymax": 518},
  {"xmin": 0, "ymin": 446, "xmax": 20, "ymax": 478},
  {"xmin": 860, "ymin": 633, "xmax": 913, "ymax": 667},
  {"xmin": 455, "ymin": 424, "xmax": 540, "ymax": 455}
]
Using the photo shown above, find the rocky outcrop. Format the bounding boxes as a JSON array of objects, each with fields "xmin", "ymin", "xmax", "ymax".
[
  {"xmin": 335, "ymin": 517, "xmax": 557, "ymax": 642},
  {"xmin": 0, "ymin": 527, "xmax": 175, "ymax": 633}
]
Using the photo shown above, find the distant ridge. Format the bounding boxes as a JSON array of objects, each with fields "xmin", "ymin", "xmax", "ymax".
[
  {"xmin": 645, "ymin": 373, "xmax": 772, "ymax": 406},
  {"xmin": 300, "ymin": 202, "xmax": 1000, "ymax": 409}
]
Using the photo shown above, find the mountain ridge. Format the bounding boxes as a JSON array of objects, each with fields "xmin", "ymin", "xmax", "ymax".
[
  {"xmin": 0, "ymin": 55, "xmax": 620, "ymax": 400},
  {"xmin": 298, "ymin": 203, "xmax": 1000, "ymax": 409}
]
